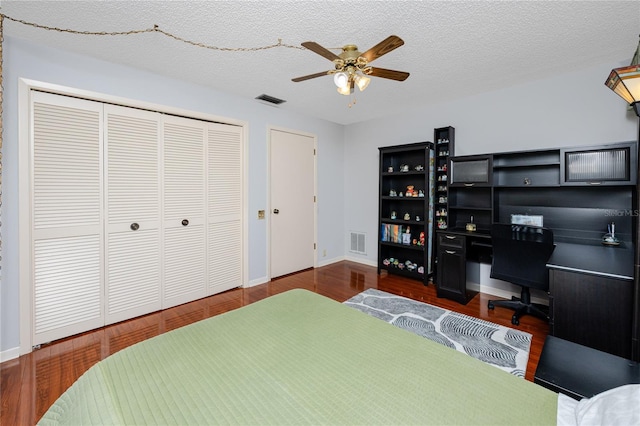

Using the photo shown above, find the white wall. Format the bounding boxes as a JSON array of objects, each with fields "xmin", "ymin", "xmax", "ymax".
[
  {"xmin": 0, "ymin": 36, "xmax": 345, "ymax": 355},
  {"xmin": 343, "ymin": 61, "xmax": 638, "ymax": 269}
]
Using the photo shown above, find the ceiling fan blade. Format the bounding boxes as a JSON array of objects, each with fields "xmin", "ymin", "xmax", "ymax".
[
  {"xmin": 291, "ymin": 71, "xmax": 330, "ymax": 82},
  {"xmin": 368, "ymin": 67, "xmax": 410, "ymax": 81},
  {"xmin": 301, "ymin": 41, "xmax": 341, "ymax": 61},
  {"xmin": 361, "ymin": 35, "xmax": 405, "ymax": 63}
]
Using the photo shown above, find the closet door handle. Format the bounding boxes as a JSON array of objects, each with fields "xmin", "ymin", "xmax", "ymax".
[
  {"xmin": 181, "ymin": 219, "xmax": 189, "ymax": 226},
  {"xmin": 464, "ymin": 183, "xmax": 475, "ymax": 187},
  {"xmin": 130, "ymin": 223, "xmax": 140, "ymax": 231},
  {"xmin": 445, "ymin": 250, "xmax": 456, "ymax": 255},
  {"xmin": 273, "ymin": 209, "xmax": 280, "ymax": 214}
]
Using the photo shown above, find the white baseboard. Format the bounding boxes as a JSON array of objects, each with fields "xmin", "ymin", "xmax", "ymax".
[
  {"xmin": 246, "ymin": 276, "xmax": 269, "ymax": 288},
  {"xmin": 344, "ymin": 255, "xmax": 377, "ymax": 268},
  {"xmin": 1, "ymin": 346, "xmax": 20, "ymax": 363},
  {"xmin": 317, "ymin": 256, "xmax": 346, "ymax": 268}
]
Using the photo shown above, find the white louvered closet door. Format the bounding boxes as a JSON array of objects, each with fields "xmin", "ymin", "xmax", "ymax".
[
  {"xmin": 162, "ymin": 115, "xmax": 207, "ymax": 308},
  {"xmin": 208, "ymin": 123, "xmax": 243, "ymax": 294},
  {"xmin": 104, "ymin": 105, "xmax": 162, "ymax": 325},
  {"xmin": 31, "ymin": 92, "xmax": 104, "ymax": 345}
]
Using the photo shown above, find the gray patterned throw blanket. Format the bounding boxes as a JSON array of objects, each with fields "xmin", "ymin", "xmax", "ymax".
[{"xmin": 344, "ymin": 288, "xmax": 532, "ymax": 377}]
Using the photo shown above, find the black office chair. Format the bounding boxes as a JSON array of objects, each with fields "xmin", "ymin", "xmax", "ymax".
[{"xmin": 488, "ymin": 224, "xmax": 555, "ymax": 325}]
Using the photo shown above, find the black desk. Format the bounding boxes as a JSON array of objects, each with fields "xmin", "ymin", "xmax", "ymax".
[
  {"xmin": 534, "ymin": 335, "xmax": 640, "ymax": 400},
  {"xmin": 546, "ymin": 242, "xmax": 634, "ymax": 281},
  {"xmin": 546, "ymin": 242, "xmax": 635, "ymax": 358}
]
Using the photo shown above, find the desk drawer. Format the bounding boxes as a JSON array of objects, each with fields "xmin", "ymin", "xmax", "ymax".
[{"xmin": 438, "ymin": 233, "xmax": 465, "ymax": 249}]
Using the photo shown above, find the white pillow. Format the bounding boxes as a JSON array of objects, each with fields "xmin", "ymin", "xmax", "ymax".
[{"xmin": 557, "ymin": 384, "xmax": 640, "ymax": 426}]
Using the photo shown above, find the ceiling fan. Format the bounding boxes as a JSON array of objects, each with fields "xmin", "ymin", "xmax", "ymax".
[{"xmin": 292, "ymin": 35, "xmax": 410, "ymax": 96}]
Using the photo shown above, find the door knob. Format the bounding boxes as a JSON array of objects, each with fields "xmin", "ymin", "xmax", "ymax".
[
  {"xmin": 273, "ymin": 209, "xmax": 279, "ymax": 214},
  {"xmin": 181, "ymin": 219, "xmax": 189, "ymax": 226},
  {"xmin": 130, "ymin": 223, "xmax": 140, "ymax": 231}
]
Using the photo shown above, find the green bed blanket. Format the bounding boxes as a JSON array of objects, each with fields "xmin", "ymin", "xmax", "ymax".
[{"xmin": 39, "ymin": 289, "xmax": 557, "ymax": 425}]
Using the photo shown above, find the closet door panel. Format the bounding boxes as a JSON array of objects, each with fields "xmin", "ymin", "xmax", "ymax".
[
  {"xmin": 163, "ymin": 225, "xmax": 207, "ymax": 306},
  {"xmin": 208, "ymin": 221, "xmax": 242, "ymax": 293},
  {"xmin": 208, "ymin": 124, "xmax": 243, "ymax": 293},
  {"xmin": 34, "ymin": 235, "xmax": 103, "ymax": 344},
  {"xmin": 31, "ymin": 92, "xmax": 104, "ymax": 345},
  {"xmin": 163, "ymin": 117, "xmax": 207, "ymax": 308},
  {"xmin": 104, "ymin": 105, "xmax": 162, "ymax": 324}
]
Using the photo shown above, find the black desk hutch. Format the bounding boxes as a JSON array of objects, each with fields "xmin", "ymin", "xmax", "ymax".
[{"xmin": 432, "ymin": 140, "xmax": 640, "ymax": 362}]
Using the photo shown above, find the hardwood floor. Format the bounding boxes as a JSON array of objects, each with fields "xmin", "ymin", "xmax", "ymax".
[{"xmin": 1, "ymin": 261, "xmax": 549, "ymax": 424}]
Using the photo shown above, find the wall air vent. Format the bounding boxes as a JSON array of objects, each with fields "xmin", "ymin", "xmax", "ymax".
[
  {"xmin": 255, "ymin": 94, "xmax": 286, "ymax": 105},
  {"xmin": 349, "ymin": 232, "xmax": 366, "ymax": 255}
]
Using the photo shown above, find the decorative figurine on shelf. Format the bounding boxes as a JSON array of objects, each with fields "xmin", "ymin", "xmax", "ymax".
[
  {"xmin": 414, "ymin": 165, "xmax": 424, "ymax": 172},
  {"xmin": 388, "ymin": 166, "xmax": 394, "ymax": 172},
  {"xmin": 437, "ymin": 218, "xmax": 447, "ymax": 229},
  {"xmin": 415, "ymin": 215, "xmax": 421, "ymax": 221},
  {"xmin": 439, "ymin": 196, "xmax": 447, "ymax": 203},
  {"xmin": 391, "ymin": 210, "xmax": 397, "ymax": 220},
  {"xmin": 419, "ymin": 231, "xmax": 425, "ymax": 246},
  {"xmin": 400, "ymin": 164, "xmax": 409, "ymax": 172},
  {"xmin": 399, "ymin": 191, "xmax": 404, "ymax": 197},
  {"xmin": 402, "ymin": 233, "xmax": 412, "ymax": 245},
  {"xmin": 403, "ymin": 212, "xmax": 411, "ymax": 220},
  {"xmin": 405, "ymin": 185, "xmax": 414, "ymax": 197},
  {"xmin": 418, "ymin": 266, "xmax": 425, "ymax": 274},
  {"xmin": 389, "ymin": 189, "xmax": 397, "ymax": 197},
  {"xmin": 418, "ymin": 189, "xmax": 425, "ymax": 197},
  {"xmin": 383, "ymin": 258, "xmax": 391, "ymax": 266},
  {"xmin": 397, "ymin": 262, "xmax": 405, "ymax": 270},
  {"xmin": 412, "ymin": 238, "xmax": 418, "ymax": 245}
]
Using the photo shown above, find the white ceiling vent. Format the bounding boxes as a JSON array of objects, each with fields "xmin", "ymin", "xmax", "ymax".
[{"xmin": 349, "ymin": 232, "xmax": 366, "ymax": 255}]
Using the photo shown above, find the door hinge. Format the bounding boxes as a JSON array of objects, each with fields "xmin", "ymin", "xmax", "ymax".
[
  {"xmin": 314, "ymin": 195, "xmax": 316, "ymax": 202},
  {"xmin": 314, "ymin": 149, "xmax": 316, "ymax": 155},
  {"xmin": 314, "ymin": 243, "xmax": 316, "ymax": 250}
]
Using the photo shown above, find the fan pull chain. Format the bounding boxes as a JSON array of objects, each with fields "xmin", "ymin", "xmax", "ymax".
[{"xmin": 348, "ymin": 96, "xmax": 357, "ymax": 108}]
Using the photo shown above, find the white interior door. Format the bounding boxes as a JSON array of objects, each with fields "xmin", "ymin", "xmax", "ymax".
[
  {"xmin": 104, "ymin": 105, "xmax": 162, "ymax": 325},
  {"xmin": 207, "ymin": 123, "xmax": 243, "ymax": 294},
  {"xmin": 269, "ymin": 129, "xmax": 316, "ymax": 278},
  {"xmin": 31, "ymin": 92, "xmax": 105, "ymax": 345},
  {"xmin": 162, "ymin": 116, "xmax": 207, "ymax": 308}
]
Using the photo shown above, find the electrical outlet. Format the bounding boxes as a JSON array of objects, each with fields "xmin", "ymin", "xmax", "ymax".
[{"xmin": 258, "ymin": 210, "xmax": 265, "ymax": 219}]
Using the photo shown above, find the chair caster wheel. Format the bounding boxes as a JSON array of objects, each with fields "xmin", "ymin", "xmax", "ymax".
[
  {"xmin": 488, "ymin": 301, "xmax": 494, "ymax": 310},
  {"xmin": 511, "ymin": 316, "xmax": 519, "ymax": 326}
]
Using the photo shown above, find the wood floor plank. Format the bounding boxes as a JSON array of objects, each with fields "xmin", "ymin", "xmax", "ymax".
[{"xmin": 0, "ymin": 261, "xmax": 549, "ymax": 424}]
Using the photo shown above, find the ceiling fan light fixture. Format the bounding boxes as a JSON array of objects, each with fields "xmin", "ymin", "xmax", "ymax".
[
  {"xmin": 337, "ymin": 85, "xmax": 352, "ymax": 96},
  {"xmin": 355, "ymin": 74, "xmax": 371, "ymax": 92},
  {"xmin": 334, "ymin": 72, "xmax": 349, "ymax": 89}
]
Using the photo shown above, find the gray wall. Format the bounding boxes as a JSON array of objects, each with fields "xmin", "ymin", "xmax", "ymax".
[{"xmin": 343, "ymin": 61, "xmax": 638, "ymax": 265}]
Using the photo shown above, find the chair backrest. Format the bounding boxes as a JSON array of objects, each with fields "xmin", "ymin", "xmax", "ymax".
[{"xmin": 490, "ymin": 224, "xmax": 555, "ymax": 291}]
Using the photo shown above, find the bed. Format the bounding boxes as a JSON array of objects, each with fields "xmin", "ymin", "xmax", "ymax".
[{"xmin": 39, "ymin": 289, "xmax": 558, "ymax": 425}]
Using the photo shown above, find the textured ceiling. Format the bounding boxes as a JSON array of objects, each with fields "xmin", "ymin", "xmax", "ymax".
[{"xmin": 2, "ymin": 1, "xmax": 640, "ymax": 125}]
